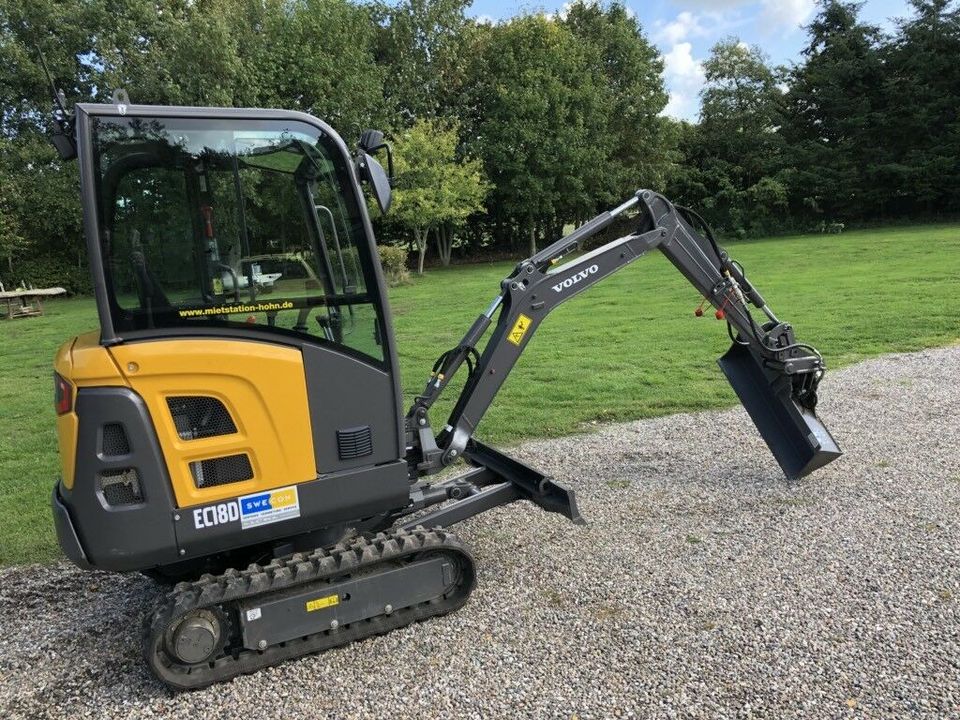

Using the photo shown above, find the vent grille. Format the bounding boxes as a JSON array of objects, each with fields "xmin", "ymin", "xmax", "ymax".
[
  {"xmin": 167, "ymin": 396, "xmax": 237, "ymax": 440},
  {"xmin": 190, "ymin": 453, "xmax": 254, "ymax": 489},
  {"xmin": 98, "ymin": 468, "xmax": 143, "ymax": 506},
  {"xmin": 101, "ymin": 423, "xmax": 130, "ymax": 456},
  {"xmin": 337, "ymin": 426, "xmax": 373, "ymax": 460}
]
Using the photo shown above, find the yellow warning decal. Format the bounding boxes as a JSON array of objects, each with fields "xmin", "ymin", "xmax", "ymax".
[
  {"xmin": 305, "ymin": 594, "xmax": 340, "ymax": 612},
  {"xmin": 507, "ymin": 313, "xmax": 533, "ymax": 346}
]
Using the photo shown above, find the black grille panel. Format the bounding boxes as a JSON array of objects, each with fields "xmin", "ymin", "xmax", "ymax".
[
  {"xmin": 167, "ymin": 396, "xmax": 237, "ymax": 440},
  {"xmin": 98, "ymin": 468, "xmax": 143, "ymax": 506},
  {"xmin": 337, "ymin": 426, "xmax": 373, "ymax": 460},
  {"xmin": 101, "ymin": 423, "xmax": 130, "ymax": 456},
  {"xmin": 190, "ymin": 454, "xmax": 254, "ymax": 489}
]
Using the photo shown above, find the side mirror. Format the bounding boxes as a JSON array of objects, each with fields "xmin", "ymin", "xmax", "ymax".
[
  {"xmin": 356, "ymin": 130, "xmax": 393, "ymax": 215},
  {"xmin": 51, "ymin": 128, "xmax": 77, "ymax": 160},
  {"xmin": 358, "ymin": 129, "xmax": 385, "ymax": 153},
  {"xmin": 357, "ymin": 153, "xmax": 392, "ymax": 214}
]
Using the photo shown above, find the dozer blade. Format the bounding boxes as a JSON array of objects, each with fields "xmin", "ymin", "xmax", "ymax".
[{"xmin": 718, "ymin": 342, "xmax": 841, "ymax": 480}]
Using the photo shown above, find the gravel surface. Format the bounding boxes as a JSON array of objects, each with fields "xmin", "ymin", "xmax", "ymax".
[{"xmin": 2, "ymin": 346, "xmax": 959, "ymax": 719}]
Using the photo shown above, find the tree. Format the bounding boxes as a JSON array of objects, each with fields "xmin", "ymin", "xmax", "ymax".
[
  {"xmin": 781, "ymin": 1, "xmax": 887, "ymax": 223},
  {"xmin": 563, "ymin": 1, "xmax": 671, "ymax": 208},
  {"xmin": 0, "ymin": 0, "xmax": 115, "ymax": 280},
  {"xmin": 372, "ymin": 0, "xmax": 474, "ymax": 126},
  {"xmin": 391, "ymin": 119, "xmax": 489, "ymax": 274},
  {"xmin": 689, "ymin": 39, "xmax": 788, "ymax": 233},
  {"xmin": 881, "ymin": 0, "xmax": 960, "ymax": 216},
  {"xmin": 466, "ymin": 14, "xmax": 608, "ymax": 255},
  {"xmin": 0, "ymin": 132, "xmax": 82, "ymax": 275},
  {"xmin": 247, "ymin": 0, "xmax": 387, "ymax": 138},
  {"xmin": 125, "ymin": 0, "xmax": 387, "ymax": 138},
  {"xmin": 0, "ymin": 175, "xmax": 25, "ymax": 275}
]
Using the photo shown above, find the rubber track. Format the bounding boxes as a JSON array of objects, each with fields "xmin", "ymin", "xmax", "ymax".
[{"xmin": 144, "ymin": 526, "xmax": 475, "ymax": 690}]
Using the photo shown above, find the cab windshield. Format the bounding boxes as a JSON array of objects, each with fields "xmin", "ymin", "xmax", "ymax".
[{"xmin": 92, "ymin": 115, "xmax": 384, "ymax": 362}]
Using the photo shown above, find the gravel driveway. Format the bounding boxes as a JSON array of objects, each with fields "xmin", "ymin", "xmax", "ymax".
[{"xmin": 2, "ymin": 346, "xmax": 958, "ymax": 719}]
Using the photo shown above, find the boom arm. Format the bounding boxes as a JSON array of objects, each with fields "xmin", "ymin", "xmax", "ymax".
[{"xmin": 407, "ymin": 190, "xmax": 841, "ymax": 481}]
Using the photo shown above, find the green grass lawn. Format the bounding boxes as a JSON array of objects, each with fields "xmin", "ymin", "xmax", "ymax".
[{"xmin": 2, "ymin": 223, "xmax": 959, "ymax": 565}]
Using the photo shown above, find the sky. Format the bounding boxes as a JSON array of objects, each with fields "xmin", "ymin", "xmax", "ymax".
[{"xmin": 466, "ymin": 0, "xmax": 913, "ymax": 121}]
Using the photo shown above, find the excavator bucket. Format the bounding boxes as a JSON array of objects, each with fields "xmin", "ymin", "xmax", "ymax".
[{"xmin": 718, "ymin": 342, "xmax": 841, "ymax": 480}]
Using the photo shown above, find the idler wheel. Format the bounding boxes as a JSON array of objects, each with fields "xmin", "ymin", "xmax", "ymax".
[{"xmin": 170, "ymin": 610, "xmax": 221, "ymax": 664}]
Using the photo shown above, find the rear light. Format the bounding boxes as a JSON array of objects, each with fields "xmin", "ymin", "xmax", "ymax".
[{"xmin": 54, "ymin": 372, "xmax": 73, "ymax": 415}]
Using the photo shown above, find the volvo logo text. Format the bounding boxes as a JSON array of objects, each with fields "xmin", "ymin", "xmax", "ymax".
[{"xmin": 551, "ymin": 264, "xmax": 599, "ymax": 293}]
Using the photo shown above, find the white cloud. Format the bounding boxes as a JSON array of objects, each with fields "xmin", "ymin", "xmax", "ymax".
[
  {"xmin": 660, "ymin": 42, "xmax": 706, "ymax": 120},
  {"xmin": 551, "ymin": 0, "xmax": 588, "ymax": 21},
  {"xmin": 654, "ymin": 11, "xmax": 707, "ymax": 44},
  {"xmin": 475, "ymin": 14, "xmax": 497, "ymax": 25},
  {"xmin": 653, "ymin": 9, "xmax": 747, "ymax": 47},
  {"xmin": 758, "ymin": 0, "xmax": 814, "ymax": 35},
  {"xmin": 663, "ymin": 42, "xmax": 704, "ymax": 84},
  {"xmin": 663, "ymin": 91, "xmax": 696, "ymax": 119}
]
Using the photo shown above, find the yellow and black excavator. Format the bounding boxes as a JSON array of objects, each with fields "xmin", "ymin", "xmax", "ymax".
[{"xmin": 46, "ymin": 92, "xmax": 840, "ymax": 689}]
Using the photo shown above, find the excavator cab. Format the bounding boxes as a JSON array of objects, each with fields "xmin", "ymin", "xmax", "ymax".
[{"xmin": 53, "ymin": 105, "xmax": 410, "ymax": 576}]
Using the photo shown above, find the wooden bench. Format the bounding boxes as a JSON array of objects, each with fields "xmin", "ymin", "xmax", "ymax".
[{"xmin": 0, "ymin": 281, "xmax": 67, "ymax": 319}]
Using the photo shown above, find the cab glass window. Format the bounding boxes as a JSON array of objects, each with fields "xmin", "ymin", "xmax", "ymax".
[{"xmin": 92, "ymin": 116, "xmax": 384, "ymax": 362}]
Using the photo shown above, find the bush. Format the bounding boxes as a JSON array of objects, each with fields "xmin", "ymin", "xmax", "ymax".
[
  {"xmin": 1, "ymin": 255, "xmax": 91, "ymax": 295},
  {"xmin": 337, "ymin": 246, "xmax": 362, "ymax": 289},
  {"xmin": 377, "ymin": 245, "xmax": 410, "ymax": 286}
]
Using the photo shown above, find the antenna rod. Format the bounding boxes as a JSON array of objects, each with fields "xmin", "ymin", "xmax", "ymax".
[
  {"xmin": 35, "ymin": 45, "xmax": 68, "ymax": 116},
  {"xmin": 34, "ymin": 44, "xmax": 77, "ymax": 160}
]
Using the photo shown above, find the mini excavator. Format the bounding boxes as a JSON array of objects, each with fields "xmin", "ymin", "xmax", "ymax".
[{"xmin": 46, "ymin": 97, "xmax": 840, "ymax": 689}]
